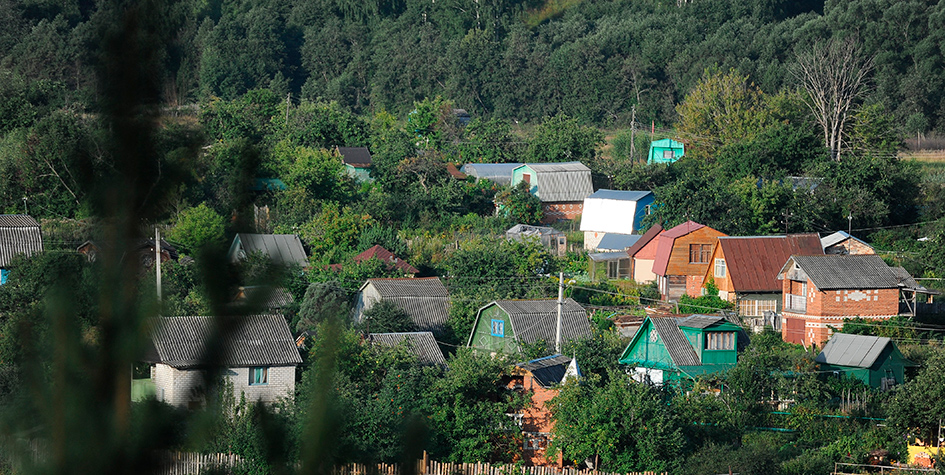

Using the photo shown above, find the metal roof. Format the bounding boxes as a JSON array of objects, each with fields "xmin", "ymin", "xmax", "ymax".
[
  {"xmin": 337, "ymin": 147, "xmax": 372, "ymax": 167},
  {"xmin": 650, "ymin": 316, "xmax": 700, "ymax": 366},
  {"xmin": 589, "ymin": 250, "xmax": 632, "ymax": 262},
  {"xmin": 231, "ymin": 234, "xmax": 308, "ymax": 266},
  {"xmin": 235, "ymin": 286, "xmax": 295, "ymax": 309},
  {"xmin": 520, "ymin": 162, "xmax": 594, "ymax": 202},
  {"xmin": 815, "ymin": 333, "xmax": 892, "ymax": 368},
  {"xmin": 597, "ymin": 233, "xmax": 642, "ymax": 251},
  {"xmin": 626, "ymin": 224, "xmax": 664, "ymax": 258},
  {"xmin": 352, "ymin": 245, "xmax": 418, "ymax": 275},
  {"xmin": 460, "ymin": 163, "xmax": 523, "ymax": 186},
  {"xmin": 492, "ymin": 298, "xmax": 591, "ymax": 346},
  {"xmin": 0, "ymin": 215, "xmax": 43, "ymax": 267},
  {"xmin": 781, "ymin": 255, "xmax": 901, "ymax": 290},
  {"xmin": 820, "ymin": 231, "xmax": 871, "ymax": 250},
  {"xmin": 369, "ymin": 332, "xmax": 446, "ymax": 366},
  {"xmin": 717, "ymin": 234, "xmax": 823, "ymax": 292},
  {"xmin": 585, "ymin": 190, "xmax": 652, "ymax": 202},
  {"xmin": 651, "ymin": 221, "xmax": 708, "ymax": 276},
  {"xmin": 147, "ymin": 315, "xmax": 302, "ymax": 369},
  {"xmin": 517, "ymin": 354, "xmax": 573, "ymax": 388},
  {"xmin": 363, "ymin": 278, "xmax": 450, "ymax": 334},
  {"xmin": 676, "ymin": 315, "xmax": 723, "ymax": 329}
]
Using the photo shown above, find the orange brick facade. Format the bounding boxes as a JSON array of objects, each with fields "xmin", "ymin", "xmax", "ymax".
[
  {"xmin": 780, "ymin": 276, "xmax": 898, "ymax": 347},
  {"xmin": 541, "ymin": 202, "xmax": 583, "ymax": 223},
  {"xmin": 509, "ymin": 371, "xmax": 564, "ymax": 467}
]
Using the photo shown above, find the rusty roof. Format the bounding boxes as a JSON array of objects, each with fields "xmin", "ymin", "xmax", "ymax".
[{"xmin": 718, "ymin": 234, "xmax": 823, "ymax": 293}]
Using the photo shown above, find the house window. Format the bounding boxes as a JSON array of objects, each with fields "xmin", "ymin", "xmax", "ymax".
[
  {"xmin": 250, "ymin": 367, "xmax": 268, "ymax": 385},
  {"xmin": 645, "ymin": 205, "xmax": 652, "ymax": 215},
  {"xmin": 491, "ymin": 319, "xmax": 505, "ymax": 337},
  {"xmin": 705, "ymin": 332, "xmax": 735, "ymax": 350},
  {"xmin": 714, "ymin": 259, "xmax": 726, "ymax": 278},
  {"xmin": 689, "ymin": 244, "xmax": 711, "ymax": 264},
  {"xmin": 663, "ymin": 150, "xmax": 675, "ymax": 159},
  {"xmin": 738, "ymin": 299, "xmax": 778, "ymax": 317},
  {"xmin": 801, "ymin": 282, "xmax": 808, "ymax": 297}
]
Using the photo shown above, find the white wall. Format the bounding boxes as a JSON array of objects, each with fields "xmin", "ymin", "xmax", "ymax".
[{"xmin": 153, "ymin": 364, "xmax": 296, "ymax": 408}]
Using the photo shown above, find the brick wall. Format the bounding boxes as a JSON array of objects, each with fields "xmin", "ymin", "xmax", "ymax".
[
  {"xmin": 686, "ymin": 275, "xmax": 705, "ymax": 298},
  {"xmin": 520, "ymin": 372, "xmax": 563, "ymax": 467},
  {"xmin": 541, "ymin": 202, "xmax": 583, "ymax": 223},
  {"xmin": 154, "ymin": 364, "xmax": 296, "ymax": 408}
]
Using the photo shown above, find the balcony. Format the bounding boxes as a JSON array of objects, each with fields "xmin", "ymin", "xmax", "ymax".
[{"xmin": 785, "ymin": 294, "xmax": 806, "ymax": 313}]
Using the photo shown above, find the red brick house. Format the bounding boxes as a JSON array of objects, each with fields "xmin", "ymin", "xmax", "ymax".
[
  {"xmin": 651, "ymin": 221, "xmax": 727, "ymax": 300},
  {"xmin": 778, "ymin": 255, "xmax": 904, "ymax": 347},
  {"xmin": 508, "ymin": 355, "xmax": 580, "ymax": 466}
]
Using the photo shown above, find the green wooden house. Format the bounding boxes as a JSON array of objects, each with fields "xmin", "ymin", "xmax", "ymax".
[
  {"xmin": 618, "ymin": 315, "xmax": 743, "ymax": 384},
  {"xmin": 647, "ymin": 139, "xmax": 685, "ymax": 164},
  {"xmin": 815, "ymin": 333, "xmax": 916, "ymax": 390},
  {"xmin": 467, "ymin": 299, "xmax": 592, "ymax": 356}
]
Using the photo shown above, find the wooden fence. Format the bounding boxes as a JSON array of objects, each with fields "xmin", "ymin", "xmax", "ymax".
[{"xmin": 155, "ymin": 452, "xmax": 665, "ymax": 475}]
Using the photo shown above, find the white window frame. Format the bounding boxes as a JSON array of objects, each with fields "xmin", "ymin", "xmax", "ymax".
[{"xmin": 714, "ymin": 258, "xmax": 726, "ymax": 278}]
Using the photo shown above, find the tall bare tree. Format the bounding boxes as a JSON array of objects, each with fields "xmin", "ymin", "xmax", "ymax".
[{"xmin": 792, "ymin": 38, "xmax": 874, "ymax": 161}]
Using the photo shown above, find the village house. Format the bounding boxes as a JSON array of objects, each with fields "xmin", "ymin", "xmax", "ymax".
[
  {"xmin": 510, "ymin": 162, "xmax": 594, "ymax": 223},
  {"xmin": 508, "ymin": 354, "xmax": 580, "ymax": 467},
  {"xmin": 0, "ymin": 215, "xmax": 43, "ymax": 285},
  {"xmin": 618, "ymin": 314, "xmax": 744, "ymax": 385},
  {"xmin": 651, "ymin": 221, "xmax": 727, "ymax": 300},
  {"xmin": 143, "ymin": 315, "xmax": 302, "ymax": 408},
  {"xmin": 227, "ymin": 233, "xmax": 308, "ymax": 267},
  {"xmin": 367, "ymin": 332, "xmax": 446, "ymax": 366},
  {"xmin": 815, "ymin": 333, "xmax": 915, "ymax": 390},
  {"xmin": 330, "ymin": 245, "xmax": 419, "ymax": 277},
  {"xmin": 701, "ymin": 234, "xmax": 823, "ymax": 318},
  {"xmin": 354, "ymin": 277, "xmax": 450, "ymax": 337},
  {"xmin": 778, "ymin": 254, "xmax": 905, "ymax": 347},
  {"xmin": 580, "ymin": 190, "xmax": 654, "ymax": 251},
  {"xmin": 821, "ymin": 231, "xmax": 875, "ymax": 255},
  {"xmin": 467, "ymin": 299, "xmax": 591, "ymax": 356},
  {"xmin": 647, "ymin": 138, "xmax": 685, "ymax": 164},
  {"xmin": 625, "ymin": 224, "xmax": 664, "ymax": 284},
  {"xmin": 337, "ymin": 146, "xmax": 373, "ymax": 182}
]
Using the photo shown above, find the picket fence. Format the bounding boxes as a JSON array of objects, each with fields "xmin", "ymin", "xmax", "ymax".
[{"xmin": 157, "ymin": 451, "xmax": 665, "ymax": 475}]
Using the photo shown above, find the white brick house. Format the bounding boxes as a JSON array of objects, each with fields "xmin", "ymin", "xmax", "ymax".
[{"xmin": 145, "ymin": 315, "xmax": 302, "ymax": 408}]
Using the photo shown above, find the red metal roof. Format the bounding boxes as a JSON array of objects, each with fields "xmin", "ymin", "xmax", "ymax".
[
  {"xmin": 651, "ymin": 221, "xmax": 706, "ymax": 276},
  {"xmin": 353, "ymin": 245, "xmax": 419, "ymax": 275},
  {"xmin": 626, "ymin": 223, "xmax": 664, "ymax": 258},
  {"xmin": 719, "ymin": 234, "xmax": 823, "ymax": 292}
]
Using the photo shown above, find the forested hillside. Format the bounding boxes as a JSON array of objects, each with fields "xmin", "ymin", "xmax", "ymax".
[{"xmin": 2, "ymin": 0, "xmax": 945, "ymax": 130}]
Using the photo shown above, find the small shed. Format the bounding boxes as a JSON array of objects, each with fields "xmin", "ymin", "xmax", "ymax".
[
  {"xmin": 647, "ymin": 139, "xmax": 685, "ymax": 164},
  {"xmin": 0, "ymin": 215, "xmax": 43, "ymax": 284},
  {"xmin": 228, "ymin": 233, "xmax": 308, "ymax": 267},
  {"xmin": 505, "ymin": 224, "xmax": 567, "ymax": 257},
  {"xmin": 337, "ymin": 147, "xmax": 373, "ymax": 183},
  {"xmin": 467, "ymin": 298, "xmax": 591, "ymax": 356},
  {"xmin": 460, "ymin": 163, "xmax": 523, "ymax": 187},
  {"xmin": 368, "ymin": 332, "xmax": 446, "ymax": 366},
  {"xmin": 815, "ymin": 333, "xmax": 916, "ymax": 390},
  {"xmin": 580, "ymin": 190, "xmax": 654, "ymax": 250}
]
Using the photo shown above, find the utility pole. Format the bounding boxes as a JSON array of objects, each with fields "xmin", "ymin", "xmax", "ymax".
[
  {"xmin": 285, "ymin": 93, "xmax": 291, "ymax": 127},
  {"xmin": 848, "ymin": 213, "xmax": 852, "ymax": 236},
  {"xmin": 629, "ymin": 105, "xmax": 636, "ymax": 162},
  {"xmin": 556, "ymin": 272, "xmax": 564, "ymax": 354},
  {"xmin": 155, "ymin": 227, "xmax": 162, "ymax": 301}
]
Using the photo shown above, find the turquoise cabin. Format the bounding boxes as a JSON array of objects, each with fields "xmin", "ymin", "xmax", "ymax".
[
  {"xmin": 647, "ymin": 139, "xmax": 685, "ymax": 164},
  {"xmin": 619, "ymin": 314, "xmax": 742, "ymax": 384}
]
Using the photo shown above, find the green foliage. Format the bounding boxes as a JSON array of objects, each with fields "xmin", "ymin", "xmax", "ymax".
[
  {"xmin": 525, "ymin": 114, "xmax": 602, "ymax": 163},
  {"xmin": 494, "ymin": 181, "xmax": 543, "ymax": 225},
  {"xmin": 886, "ymin": 346, "xmax": 945, "ymax": 443},
  {"xmin": 166, "ymin": 203, "xmax": 226, "ymax": 255},
  {"xmin": 561, "ymin": 329, "xmax": 624, "ymax": 381},
  {"xmin": 549, "ymin": 373, "xmax": 683, "ymax": 473},
  {"xmin": 676, "ymin": 280, "xmax": 734, "ymax": 314},
  {"xmin": 361, "ymin": 300, "xmax": 413, "ymax": 333},
  {"xmin": 296, "ymin": 282, "xmax": 350, "ymax": 333},
  {"xmin": 838, "ymin": 316, "xmax": 920, "ymax": 341},
  {"xmin": 271, "ymin": 139, "xmax": 355, "ymax": 202},
  {"xmin": 293, "ymin": 201, "xmax": 376, "ymax": 260},
  {"xmin": 200, "ymin": 89, "xmax": 281, "ymax": 142},
  {"xmin": 457, "ymin": 118, "xmax": 519, "ymax": 163}
]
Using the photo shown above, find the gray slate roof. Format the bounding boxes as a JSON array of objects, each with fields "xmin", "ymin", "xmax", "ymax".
[
  {"xmin": 236, "ymin": 286, "xmax": 296, "ymax": 309},
  {"xmin": 494, "ymin": 298, "xmax": 591, "ymax": 346},
  {"xmin": 523, "ymin": 162, "xmax": 593, "ymax": 202},
  {"xmin": 820, "ymin": 231, "xmax": 870, "ymax": 250},
  {"xmin": 783, "ymin": 255, "xmax": 902, "ymax": 290},
  {"xmin": 815, "ymin": 333, "xmax": 893, "ymax": 368},
  {"xmin": 650, "ymin": 316, "xmax": 700, "ymax": 366},
  {"xmin": 148, "ymin": 315, "xmax": 302, "ymax": 369},
  {"xmin": 517, "ymin": 354, "xmax": 573, "ymax": 388},
  {"xmin": 231, "ymin": 234, "xmax": 308, "ymax": 266},
  {"xmin": 677, "ymin": 315, "xmax": 723, "ymax": 329},
  {"xmin": 369, "ymin": 332, "xmax": 446, "ymax": 366},
  {"xmin": 365, "ymin": 278, "xmax": 451, "ymax": 333},
  {"xmin": 0, "ymin": 215, "xmax": 43, "ymax": 267}
]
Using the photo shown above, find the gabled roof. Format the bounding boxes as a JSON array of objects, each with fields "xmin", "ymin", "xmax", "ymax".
[
  {"xmin": 815, "ymin": 333, "xmax": 896, "ymax": 368},
  {"xmin": 352, "ymin": 245, "xmax": 418, "ymax": 275},
  {"xmin": 460, "ymin": 163, "xmax": 523, "ymax": 186},
  {"xmin": 649, "ymin": 316, "xmax": 700, "ymax": 366},
  {"xmin": 338, "ymin": 147, "xmax": 372, "ymax": 167},
  {"xmin": 626, "ymin": 224, "xmax": 664, "ymax": 258},
  {"xmin": 369, "ymin": 332, "xmax": 446, "ymax": 366},
  {"xmin": 0, "ymin": 214, "xmax": 43, "ymax": 267},
  {"xmin": 361, "ymin": 278, "xmax": 450, "ymax": 332},
  {"xmin": 821, "ymin": 231, "xmax": 871, "ymax": 250},
  {"xmin": 516, "ymin": 354, "xmax": 579, "ymax": 388},
  {"xmin": 597, "ymin": 233, "xmax": 642, "ymax": 251},
  {"xmin": 779, "ymin": 255, "xmax": 901, "ymax": 290},
  {"xmin": 716, "ymin": 234, "xmax": 823, "ymax": 293},
  {"xmin": 471, "ymin": 298, "xmax": 591, "ymax": 347},
  {"xmin": 230, "ymin": 234, "xmax": 308, "ymax": 266},
  {"xmin": 147, "ymin": 315, "xmax": 302, "ymax": 369},
  {"xmin": 620, "ymin": 314, "xmax": 744, "ymax": 369},
  {"xmin": 652, "ymin": 221, "xmax": 707, "ymax": 276},
  {"xmin": 676, "ymin": 315, "xmax": 723, "ymax": 329},
  {"xmin": 518, "ymin": 162, "xmax": 594, "ymax": 202}
]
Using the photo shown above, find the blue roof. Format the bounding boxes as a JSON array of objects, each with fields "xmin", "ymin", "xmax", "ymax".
[
  {"xmin": 586, "ymin": 190, "xmax": 652, "ymax": 202},
  {"xmin": 597, "ymin": 233, "xmax": 642, "ymax": 251}
]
